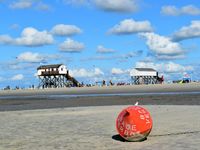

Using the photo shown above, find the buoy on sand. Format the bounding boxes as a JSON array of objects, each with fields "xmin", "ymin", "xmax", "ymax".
[{"xmin": 116, "ymin": 105, "xmax": 153, "ymax": 142}]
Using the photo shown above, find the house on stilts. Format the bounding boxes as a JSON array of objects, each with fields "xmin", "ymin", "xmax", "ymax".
[
  {"xmin": 37, "ymin": 64, "xmax": 79, "ymax": 88},
  {"xmin": 130, "ymin": 68, "xmax": 164, "ymax": 85}
]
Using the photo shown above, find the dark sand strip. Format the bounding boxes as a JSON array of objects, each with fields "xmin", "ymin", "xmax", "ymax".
[{"xmin": 1, "ymin": 94, "xmax": 200, "ymax": 111}]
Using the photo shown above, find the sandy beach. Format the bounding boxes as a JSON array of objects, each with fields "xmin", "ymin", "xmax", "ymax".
[
  {"xmin": 0, "ymin": 83, "xmax": 200, "ymax": 149},
  {"xmin": 1, "ymin": 83, "xmax": 200, "ymax": 111},
  {"xmin": 0, "ymin": 105, "xmax": 200, "ymax": 150},
  {"xmin": 1, "ymin": 83, "xmax": 200, "ymax": 97}
]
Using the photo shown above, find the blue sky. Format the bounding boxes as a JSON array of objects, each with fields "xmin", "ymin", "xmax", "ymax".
[{"xmin": 0, "ymin": 0, "xmax": 200, "ymax": 88}]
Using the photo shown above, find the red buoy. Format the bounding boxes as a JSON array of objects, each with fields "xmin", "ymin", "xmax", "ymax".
[{"xmin": 116, "ymin": 106, "xmax": 153, "ymax": 141}]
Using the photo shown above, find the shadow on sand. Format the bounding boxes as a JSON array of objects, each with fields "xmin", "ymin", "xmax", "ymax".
[{"xmin": 112, "ymin": 134, "xmax": 147, "ymax": 142}]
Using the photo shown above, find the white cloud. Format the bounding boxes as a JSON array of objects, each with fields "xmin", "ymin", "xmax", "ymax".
[
  {"xmin": 156, "ymin": 54, "xmax": 185, "ymax": 60},
  {"xmin": 15, "ymin": 27, "xmax": 54, "ymax": 46},
  {"xmin": 0, "ymin": 27, "xmax": 54, "ymax": 47},
  {"xmin": 11, "ymin": 74, "xmax": 24, "ymax": 80},
  {"xmin": 140, "ymin": 32, "xmax": 184, "ymax": 59},
  {"xmin": 59, "ymin": 38, "xmax": 85, "ymax": 52},
  {"xmin": 135, "ymin": 61, "xmax": 193, "ymax": 73},
  {"xmin": 0, "ymin": 35, "xmax": 13, "ymax": 44},
  {"xmin": 181, "ymin": 5, "xmax": 200, "ymax": 15},
  {"xmin": 111, "ymin": 68, "xmax": 128, "ymax": 75},
  {"xmin": 36, "ymin": 2, "xmax": 51, "ymax": 11},
  {"xmin": 172, "ymin": 21, "xmax": 200, "ymax": 41},
  {"xmin": 63, "ymin": 0, "xmax": 90, "ymax": 5},
  {"xmin": 161, "ymin": 5, "xmax": 178, "ymax": 16},
  {"xmin": 9, "ymin": 0, "xmax": 32, "ymax": 9},
  {"xmin": 161, "ymin": 5, "xmax": 200, "ymax": 16},
  {"xmin": 16, "ymin": 52, "xmax": 45, "ymax": 63},
  {"xmin": 108, "ymin": 19, "xmax": 153, "ymax": 35},
  {"xmin": 122, "ymin": 50, "xmax": 143, "ymax": 59},
  {"xmin": 64, "ymin": 0, "xmax": 138, "ymax": 13},
  {"xmin": 16, "ymin": 52, "xmax": 63, "ymax": 63},
  {"xmin": 95, "ymin": 0, "xmax": 138, "ymax": 12},
  {"xmin": 8, "ymin": 0, "xmax": 51, "ymax": 11},
  {"xmin": 97, "ymin": 45, "xmax": 115, "ymax": 53},
  {"xmin": 51, "ymin": 24, "xmax": 82, "ymax": 36},
  {"xmin": 69, "ymin": 68, "xmax": 104, "ymax": 78}
]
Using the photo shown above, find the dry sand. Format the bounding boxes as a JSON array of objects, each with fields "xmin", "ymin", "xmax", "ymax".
[
  {"xmin": 1, "ymin": 83, "xmax": 200, "ymax": 96},
  {"xmin": 0, "ymin": 105, "xmax": 200, "ymax": 150},
  {"xmin": 1, "ymin": 83, "xmax": 200, "ymax": 149}
]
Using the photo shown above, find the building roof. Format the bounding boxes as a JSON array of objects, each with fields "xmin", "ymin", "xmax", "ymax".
[
  {"xmin": 37, "ymin": 64, "xmax": 63, "ymax": 70},
  {"xmin": 135, "ymin": 68, "xmax": 157, "ymax": 72}
]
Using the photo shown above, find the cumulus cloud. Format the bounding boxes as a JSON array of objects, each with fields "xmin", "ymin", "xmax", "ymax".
[
  {"xmin": 63, "ymin": 0, "xmax": 90, "ymax": 5},
  {"xmin": 172, "ymin": 21, "xmax": 200, "ymax": 41},
  {"xmin": 11, "ymin": 74, "xmax": 24, "ymax": 80},
  {"xmin": 64, "ymin": 0, "xmax": 139, "ymax": 13},
  {"xmin": 51, "ymin": 24, "xmax": 82, "ymax": 36},
  {"xmin": 111, "ymin": 68, "xmax": 129, "ymax": 75},
  {"xmin": 15, "ymin": 27, "xmax": 53, "ymax": 46},
  {"xmin": 36, "ymin": 2, "xmax": 51, "ymax": 11},
  {"xmin": 95, "ymin": 0, "xmax": 138, "ymax": 13},
  {"xmin": 108, "ymin": 19, "xmax": 153, "ymax": 35},
  {"xmin": 161, "ymin": 5, "xmax": 178, "ymax": 16},
  {"xmin": 16, "ymin": 52, "xmax": 45, "ymax": 63},
  {"xmin": 8, "ymin": 0, "xmax": 51, "ymax": 11},
  {"xmin": 69, "ymin": 68, "xmax": 104, "ymax": 78},
  {"xmin": 16, "ymin": 51, "xmax": 63, "ymax": 63},
  {"xmin": 156, "ymin": 54, "xmax": 185, "ymax": 60},
  {"xmin": 0, "ymin": 35, "xmax": 13, "ymax": 44},
  {"xmin": 161, "ymin": 5, "xmax": 200, "ymax": 16},
  {"xmin": 9, "ymin": 0, "xmax": 32, "ymax": 9},
  {"xmin": 122, "ymin": 50, "xmax": 143, "ymax": 59},
  {"xmin": 0, "ymin": 27, "xmax": 54, "ymax": 47},
  {"xmin": 97, "ymin": 45, "xmax": 116, "ymax": 53},
  {"xmin": 59, "ymin": 38, "xmax": 85, "ymax": 52},
  {"xmin": 135, "ymin": 61, "xmax": 193, "ymax": 73},
  {"xmin": 140, "ymin": 32, "xmax": 185, "ymax": 59}
]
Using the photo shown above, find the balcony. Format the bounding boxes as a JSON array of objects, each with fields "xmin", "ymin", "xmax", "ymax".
[{"xmin": 41, "ymin": 71, "xmax": 60, "ymax": 76}]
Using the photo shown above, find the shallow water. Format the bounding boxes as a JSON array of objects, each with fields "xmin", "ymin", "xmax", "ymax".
[{"xmin": 1, "ymin": 91, "xmax": 200, "ymax": 100}]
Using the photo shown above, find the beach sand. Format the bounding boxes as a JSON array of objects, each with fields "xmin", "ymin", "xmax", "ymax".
[
  {"xmin": 0, "ymin": 83, "xmax": 200, "ymax": 149},
  {"xmin": 1, "ymin": 83, "xmax": 200, "ymax": 96},
  {"xmin": 0, "ymin": 83, "xmax": 200, "ymax": 111},
  {"xmin": 0, "ymin": 105, "xmax": 200, "ymax": 150}
]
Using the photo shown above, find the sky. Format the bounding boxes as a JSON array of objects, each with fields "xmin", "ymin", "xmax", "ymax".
[{"xmin": 0, "ymin": 0, "xmax": 200, "ymax": 88}]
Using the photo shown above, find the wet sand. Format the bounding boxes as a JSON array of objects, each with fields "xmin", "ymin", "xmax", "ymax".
[
  {"xmin": 1, "ymin": 83, "xmax": 200, "ymax": 149},
  {"xmin": 0, "ymin": 93, "xmax": 200, "ymax": 111},
  {"xmin": 1, "ymin": 83, "xmax": 200, "ymax": 111}
]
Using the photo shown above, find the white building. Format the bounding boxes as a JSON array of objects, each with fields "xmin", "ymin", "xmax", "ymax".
[
  {"xmin": 37, "ymin": 64, "xmax": 67, "ymax": 76},
  {"xmin": 37, "ymin": 64, "xmax": 79, "ymax": 88},
  {"xmin": 130, "ymin": 68, "xmax": 160, "ymax": 84}
]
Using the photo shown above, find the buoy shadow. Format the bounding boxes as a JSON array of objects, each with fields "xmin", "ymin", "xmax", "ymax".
[
  {"xmin": 112, "ymin": 134, "xmax": 147, "ymax": 142},
  {"xmin": 112, "ymin": 134, "xmax": 126, "ymax": 142}
]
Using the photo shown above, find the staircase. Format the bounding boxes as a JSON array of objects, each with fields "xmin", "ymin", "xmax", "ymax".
[{"xmin": 66, "ymin": 72, "xmax": 80, "ymax": 87}]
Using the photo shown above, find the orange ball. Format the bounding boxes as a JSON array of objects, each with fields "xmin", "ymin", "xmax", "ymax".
[{"xmin": 116, "ymin": 106, "xmax": 153, "ymax": 141}]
